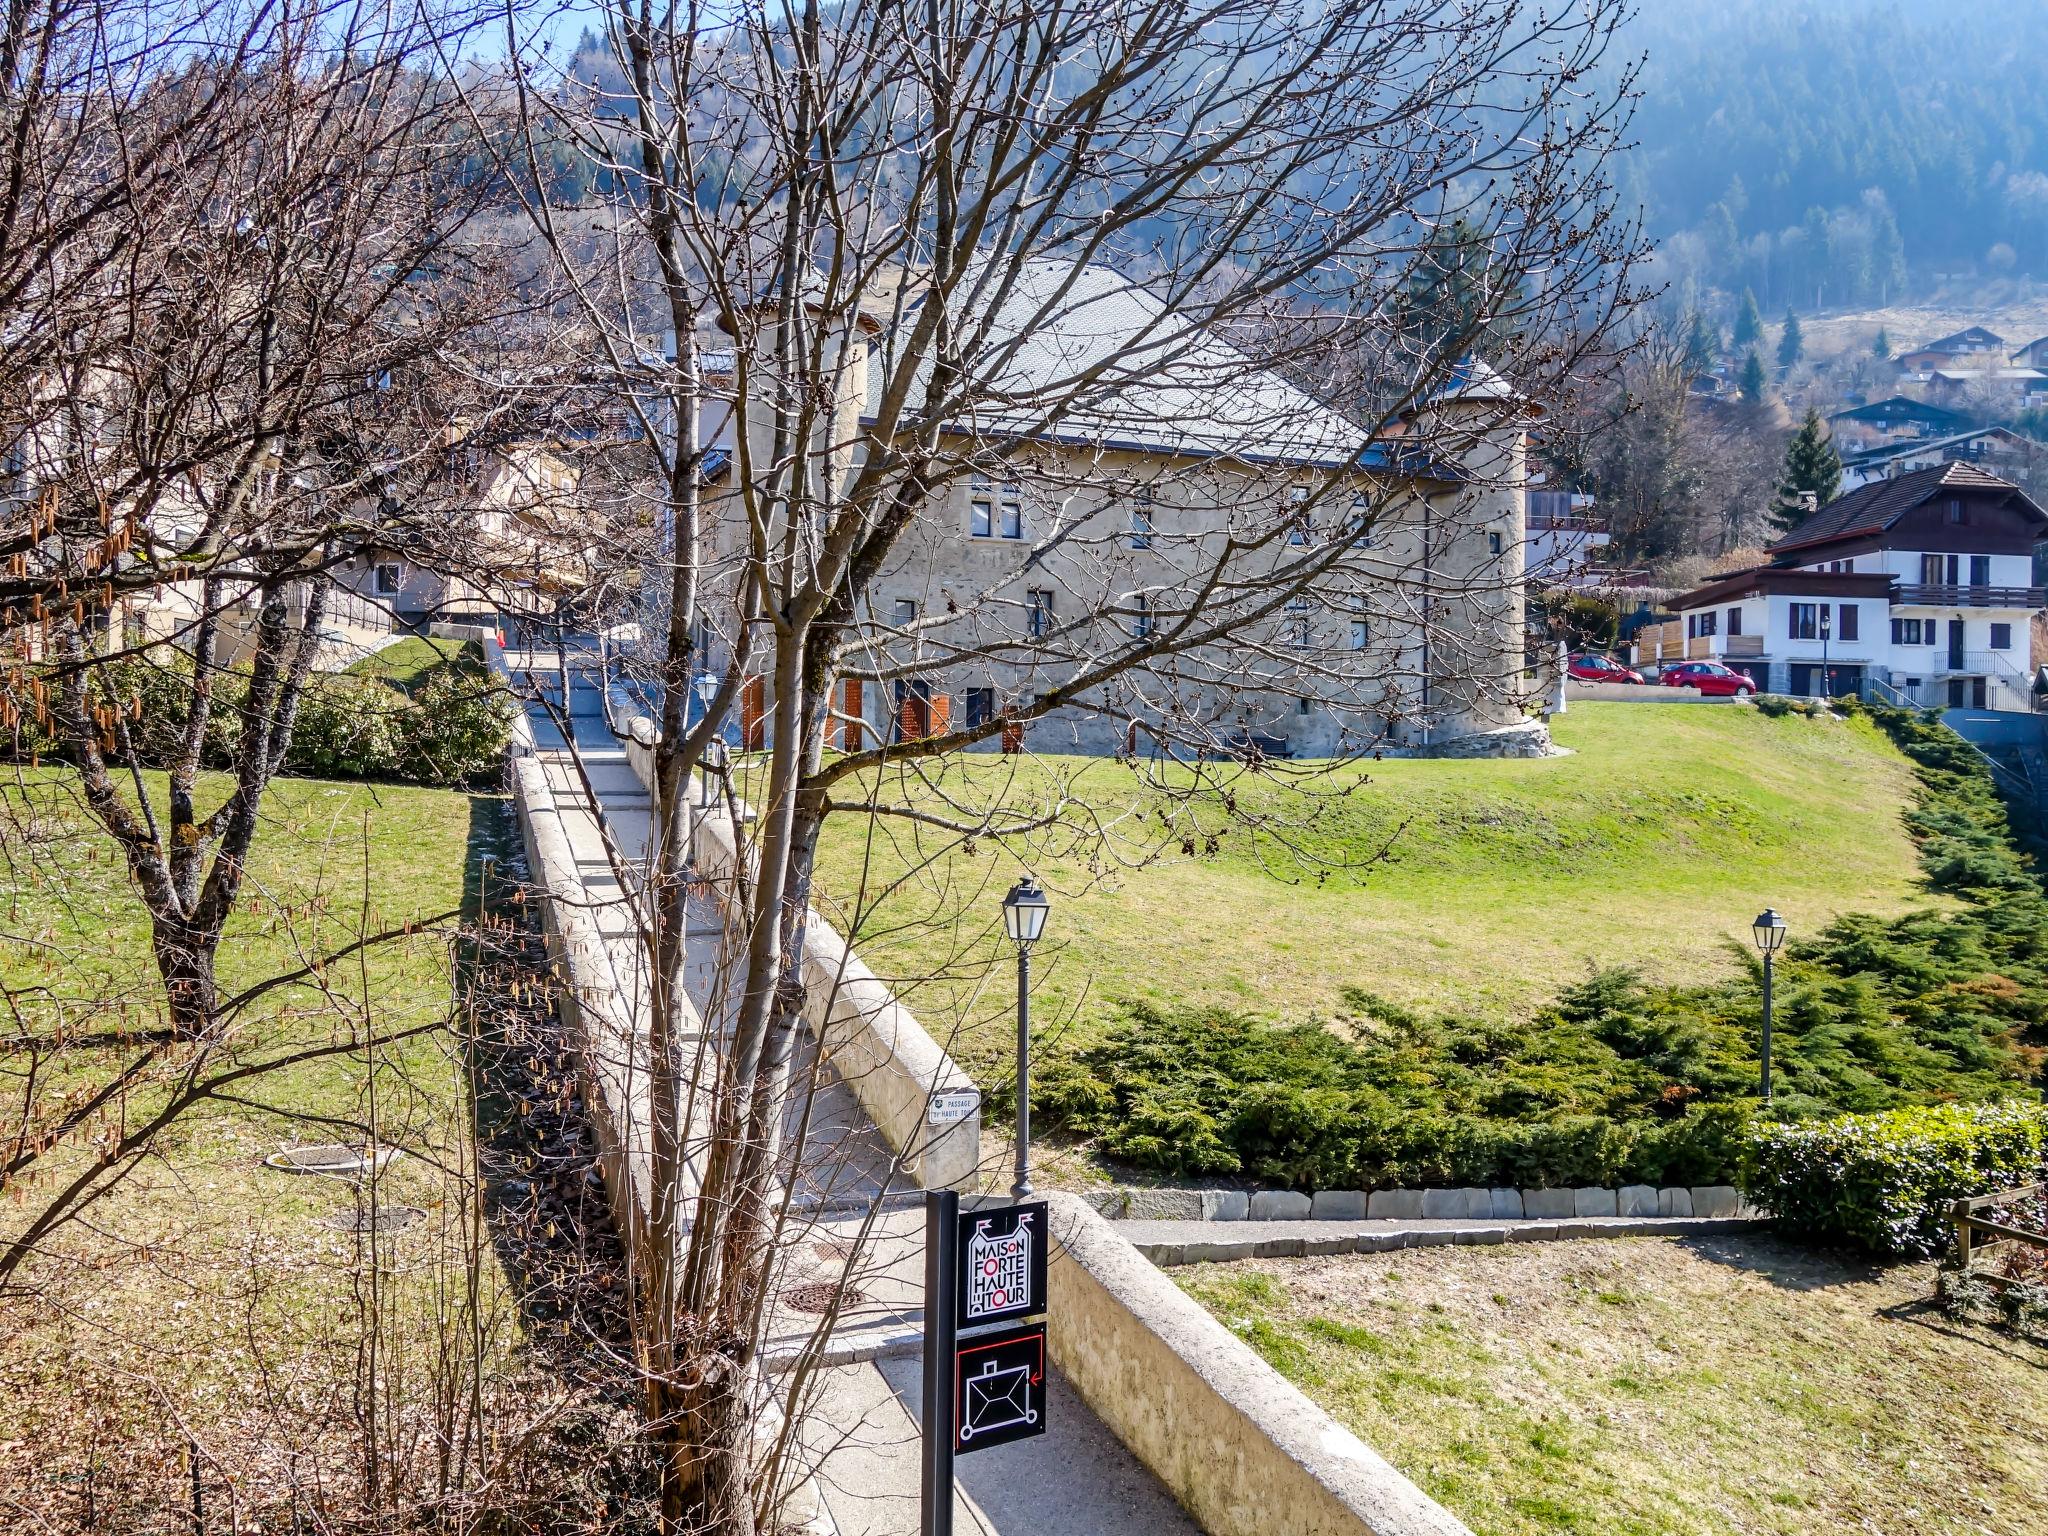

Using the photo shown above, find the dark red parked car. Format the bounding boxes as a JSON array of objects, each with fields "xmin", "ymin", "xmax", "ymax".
[
  {"xmin": 1659, "ymin": 660, "xmax": 1756, "ymax": 697},
  {"xmin": 1567, "ymin": 652, "xmax": 1644, "ymax": 684}
]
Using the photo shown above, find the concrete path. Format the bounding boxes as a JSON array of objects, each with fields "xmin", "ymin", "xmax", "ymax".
[
  {"xmin": 1118, "ymin": 1213, "xmax": 1765, "ymax": 1266},
  {"xmin": 506, "ymin": 650, "xmax": 1199, "ymax": 1536}
]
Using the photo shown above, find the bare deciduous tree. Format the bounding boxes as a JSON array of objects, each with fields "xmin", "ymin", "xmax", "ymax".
[{"xmin": 486, "ymin": 0, "xmax": 1648, "ymax": 1527}]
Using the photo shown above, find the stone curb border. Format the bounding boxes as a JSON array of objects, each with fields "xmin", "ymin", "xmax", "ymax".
[
  {"xmin": 1082, "ymin": 1182, "xmax": 1752, "ymax": 1222},
  {"xmin": 1121, "ymin": 1214, "xmax": 1763, "ymax": 1268}
]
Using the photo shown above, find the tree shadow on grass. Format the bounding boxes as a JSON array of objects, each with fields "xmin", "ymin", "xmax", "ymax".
[
  {"xmin": 1672, "ymin": 1230, "xmax": 1895, "ymax": 1292},
  {"xmin": 1875, "ymin": 1293, "xmax": 2048, "ymax": 1371}
]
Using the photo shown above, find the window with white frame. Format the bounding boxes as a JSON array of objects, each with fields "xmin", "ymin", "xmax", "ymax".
[
  {"xmin": 970, "ymin": 474, "xmax": 1024, "ymax": 539},
  {"xmin": 893, "ymin": 598, "xmax": 918, "ymax": 626},
  {"xmin": 1130, "ymin": 491, "xmax": 1154, "ymax": 549},
  {"xmin": 1788, "ymin": 602, "xmax": 1819, "ymax": 640},
  {"xmin": 1992, "ymin": 622, "xmax": 2013, "ymax": 650},
  {"xmin": 1025, "ymin": 589, "xmax": 1053, "ymax": 637},
  {"xmin": 1349, "ymin": 495, "xmax": 1374, "ymax": 548},
  {"xmin": 373, "ymin": 562, "xmax": 402, "ymax": 596},
  {"xmin": 1287, "ymin": 486, "xmax": 1312, "ymax": 545},
  {"xmin": 1285, "ymin": 596, "xmax": 1312, "ymax": 647}
]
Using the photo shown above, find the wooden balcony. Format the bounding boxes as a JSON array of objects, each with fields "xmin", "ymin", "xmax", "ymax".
[
  {"xmin": 1724, "ymin": 633, "xmax": 1765, "ymax": 657},
  {"xmin": 1891, "ymin": 583, "xmax": 2048, "ymax": 608}
]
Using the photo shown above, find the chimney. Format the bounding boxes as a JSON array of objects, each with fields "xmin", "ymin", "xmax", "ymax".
[{"xmin": 1798, "ymin": 490, "xmax": 1819, "ymax": 516}]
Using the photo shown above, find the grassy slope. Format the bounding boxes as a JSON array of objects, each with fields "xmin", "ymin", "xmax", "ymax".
[
  {"xmin": 345, "ymin": 634, "xmax": 479, "ymax": 692},
  {"xmin": 0, "ymin": 771, "xmax": 519, "ymax": 1500},
  {"xmin": 1181, "ymin": 1239, "xmax": 2048, "ymax": 1536},
  {"xmin": 811, "ymin": 704, "xmax": 1933, "ymax": 1072}
]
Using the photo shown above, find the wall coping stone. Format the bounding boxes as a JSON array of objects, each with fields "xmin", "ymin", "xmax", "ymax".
[{"xmin": 1098, "ymin": 1184, "xmax": 1754, "ymax": 1224}]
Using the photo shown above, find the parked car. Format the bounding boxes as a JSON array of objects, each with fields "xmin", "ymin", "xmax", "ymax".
[
  {"xmin": 1659, "ymin": 660, "xmax": 1756, "ymax": 697},
  {"xmin": 1567, "ymin": 652, "xmax": 1644, "ymax": 684}
]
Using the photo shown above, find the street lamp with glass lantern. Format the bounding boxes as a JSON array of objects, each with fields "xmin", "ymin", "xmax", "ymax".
[
  {"xmin": 1752, "ymin": 907, "xmax": 1787, "ymax": 1102},
  {"xmin": 1001, "ymin": 876, "xmax": 1051, "ymax": 1200},
  {"xmin": 699, "ymin": 735, "xmax": 729, "ymax": 809}
]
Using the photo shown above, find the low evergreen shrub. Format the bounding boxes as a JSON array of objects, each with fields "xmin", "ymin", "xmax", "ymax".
[
  {"xmin": 1033, "ymin": 704, "xmax": 2048, "ymax": 1195},
  {"xmin": 1741, "ymin": 1102, "xmax": 2047, "ymax": 1257}
]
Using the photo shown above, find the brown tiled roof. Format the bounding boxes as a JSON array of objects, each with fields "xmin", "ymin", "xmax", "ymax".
[{"xmin": 1767, "ymin": 462, "xmax": 2038, "ymax": 555}]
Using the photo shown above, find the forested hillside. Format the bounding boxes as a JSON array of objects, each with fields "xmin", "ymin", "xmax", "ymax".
[{"xmin": 1624, "ymin": 0, "xmax": 2048, "ymax": 310}]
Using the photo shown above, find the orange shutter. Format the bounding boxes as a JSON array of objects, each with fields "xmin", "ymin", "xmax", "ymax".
[
  {"xmin": 741, "ymin": 675, "xmax": 767, "ymax": 750},
  {"xmin": 927, "ymin": 692, "xmax": 951, "ymax": 736},
  {"xmin": 837, "ymin": 678, "xmax": 863, "ymax": 750}
]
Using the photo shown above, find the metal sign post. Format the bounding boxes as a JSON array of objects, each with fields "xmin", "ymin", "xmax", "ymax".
[
  {"xmin": 921, "ymin": 1189, "xmax": 960, "ymax": 1536},
  {"xmin": 921, "ymin": 1193, "xmax": 1051, "ymax": 1536}
]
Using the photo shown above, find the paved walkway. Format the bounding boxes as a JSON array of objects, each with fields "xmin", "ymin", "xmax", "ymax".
[{"xmin": 506, "ymin": 649, "xmax": 1199, "ymax": 1536}]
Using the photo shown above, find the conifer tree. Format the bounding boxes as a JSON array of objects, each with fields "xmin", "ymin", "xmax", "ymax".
[
  {"xmin": 1873, "ymin": 326, "xmax": 1891, "ymax": 360},
  {"xmin": 1773, "ymin": 407, "xmax": 1843, "ymax": 528},
  {"xmin": 1777, "ymin": 308, "xmax": 1804, "ymax": 372},
  {"xmin": 1739, "ymin": 348, "xmax": 1768, "ymax": 401},
  {"xmin": 1733, "ymin": 287, "xmax": 1764, "ymax": 348},
  {"xmin": 1682, "ymin": 310, "xmax": 1718, "ymax": 376}
]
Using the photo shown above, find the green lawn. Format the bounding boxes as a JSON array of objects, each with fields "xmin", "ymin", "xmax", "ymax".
[
  {"xmin": 1180, "ymin": 1238, "xmax": 2048, "ymax": 1536},
  {"xmin": 345, "ymin": 633, "xmax": 481, "ymax": 692},
  {"xmin": 811, "ymin": 704, "xmax": 1934, "ymax": 1072}
]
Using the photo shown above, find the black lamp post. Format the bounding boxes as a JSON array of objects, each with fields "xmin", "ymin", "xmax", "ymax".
[
  {"xmin": 1819, "ymin": 604, "xmax": 1832, "ymax": 700},
  {"xmin": 1001, "ymin": 876, "xmax": 1051, "ymax": 1200},
  {"xmin": 1752, "ymin": 907, "xmax": 1787, "ymax": 1102}
]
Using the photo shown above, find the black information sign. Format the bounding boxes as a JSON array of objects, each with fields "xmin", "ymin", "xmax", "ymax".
[
  {"xmin": 953, "ymin": 1321, "xmax": 1047, "ymax": 1455},
  {"xmin": 953, "ymin": 1200, "xmax": 1047, "ymax": 1333},
  {"xmin": 922, "ymin": 1193, "xmax": 1053, "ymax": 1535}
]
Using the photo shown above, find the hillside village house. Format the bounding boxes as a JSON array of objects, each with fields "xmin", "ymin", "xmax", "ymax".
[
  {"xmin": 1896, "ymin": 326, "xmax": 2007, "ymax": 375},
  {"xmin": 1650, "ymin": 463, "xmax": 2047, "ymax": 709},
  {"xmin": 693, "ymin": 264, "xmax": 1545, "ymax": 761},
  {"xmin": 1839, "ymin": 426, "xmax": 2048, "ymax": 493},
  {"xmin": 1826, "ymin": 396, "xmax": 1974, "ymax": 456}
]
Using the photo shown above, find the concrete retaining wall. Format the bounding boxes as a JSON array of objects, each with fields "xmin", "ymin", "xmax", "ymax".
[
  {"xmin": 507, "ymin": 755, "xmax": 666, "ymax": 1265},
  {"xmin": 1046, "ymin": 1193, "xmax": 1474, "ymax": 1536},
  {"xmin": 621, "ymin": 727, "xmax": 981, "ymax": 1191}
]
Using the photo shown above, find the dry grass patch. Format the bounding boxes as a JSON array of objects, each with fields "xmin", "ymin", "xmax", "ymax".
[{"xmin": 1180, "ymin": 1236, "xmax": 2048, "ymax": 1536}]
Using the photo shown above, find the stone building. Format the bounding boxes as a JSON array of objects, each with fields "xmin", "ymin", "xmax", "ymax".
[{"xmin": 695, "ymin": 264, "xmax": 1547, "ymax": 760}]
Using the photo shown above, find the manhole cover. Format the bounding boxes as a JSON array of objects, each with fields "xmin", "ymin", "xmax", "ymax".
[
  {"xmin": 319, "ymin": 1205, "xmax": 424, "ymax": 1234},
  {"xmin": 780, "ymin": 1282, "xmax": 867, "ymax": 1314},
  {"xmin": 264, "ymin": 1144, "xmax": 400, "ymax": 1176}
]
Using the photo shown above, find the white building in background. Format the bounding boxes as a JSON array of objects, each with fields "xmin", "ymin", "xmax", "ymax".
[{"xmin": 1656, "ymin": 462, "xmax": 2047, "ymax": 710}]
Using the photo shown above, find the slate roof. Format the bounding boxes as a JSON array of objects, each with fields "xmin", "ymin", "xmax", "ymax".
[
  {"xmin": 869, "ymin": 260, "xmax": 1469, "ymax": 475},
  {"xmin": 1768, "ymin": 462, "xmax": 2043, "ymax": 556}
]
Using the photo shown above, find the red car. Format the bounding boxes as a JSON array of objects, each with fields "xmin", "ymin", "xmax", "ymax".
[
  {"xmin": 1567, "ymin": 653, "xmax": 1644, "ymax": 684},
  {"xmin": 1659, "ymin": 660, "xmax": 1756, "ymax": 697}
]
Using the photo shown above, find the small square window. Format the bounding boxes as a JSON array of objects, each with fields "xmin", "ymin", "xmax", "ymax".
[
  {"xmin": 373, "ymin": 563, "xmax": 402, "ymax": 596},
  {"xmin": 893, "ymin": 598, "xmax": 917, "ymax": 625},
  {"xmin": 1991, "ymin": 622, "xmax": 2013, "ymax": 650},
  {"xmin": 1131, "ymin": 594, "xmax": 1154, "ymax": 639},
  {"xmin": 1487, "ymin": 531, "xmax": 1503, "ymax": 556},
  {"xmin": 1130, "ymin": 500, "xmax": 1153, "ymax": 550}
]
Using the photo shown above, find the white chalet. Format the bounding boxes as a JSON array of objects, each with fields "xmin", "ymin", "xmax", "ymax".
[{"xmin": 1662, "ymin": 463, "xmax": 2048, "ymax": 710}]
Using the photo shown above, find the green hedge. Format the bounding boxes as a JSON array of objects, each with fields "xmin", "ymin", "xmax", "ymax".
[
  {"xmin": 1741, "ymin": 1102, "xmax": 2046, "ymax": 1257},
  {"xmin": 5, "ymin": 649, "xmax": 510, "ymax": 788}
]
